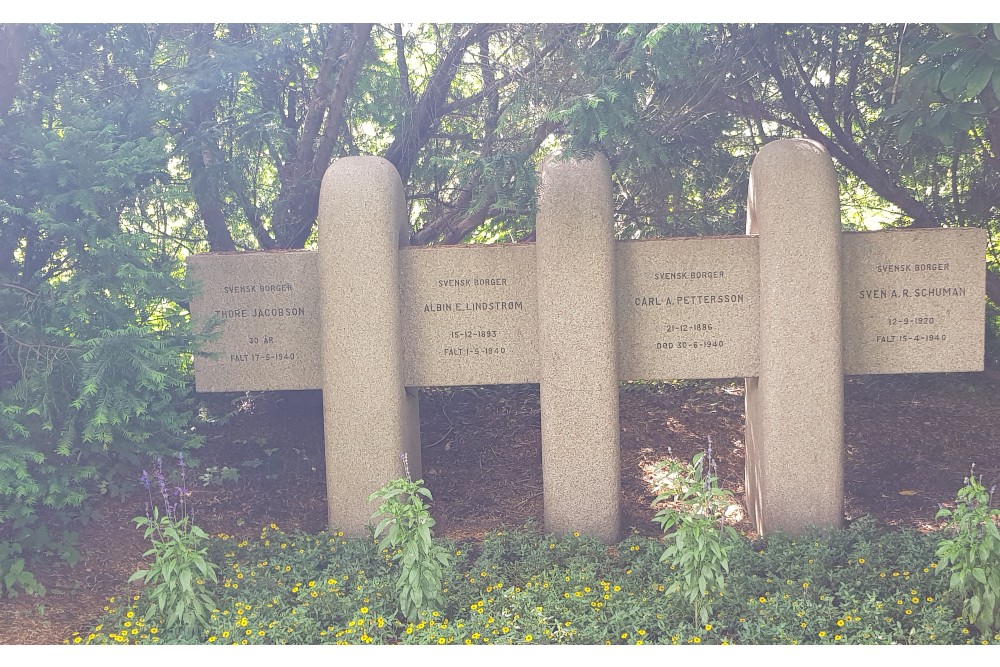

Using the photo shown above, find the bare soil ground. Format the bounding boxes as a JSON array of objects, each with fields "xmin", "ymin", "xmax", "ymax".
[{"xmin": 2, "ymin": 373, "xmax": 998, "ymax": 645}]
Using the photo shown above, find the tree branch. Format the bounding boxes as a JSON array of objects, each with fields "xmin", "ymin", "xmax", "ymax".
[{"xmin": 385, "ymin": 23, "xmax": 496, "ymax": 183}]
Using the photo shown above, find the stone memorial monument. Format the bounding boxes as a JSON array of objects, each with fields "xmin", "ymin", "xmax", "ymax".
[{"xmin": 188, "ymin": 138, "xmax": 986, "ymax": 541}]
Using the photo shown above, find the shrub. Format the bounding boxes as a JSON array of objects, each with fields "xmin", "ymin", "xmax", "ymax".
[
  {"xmin": 69, "ymin": 520, "xmax": 997, "ymax": 645},
  {"xmin": 652, "ymin": 442, "xmax": 738, "ymax": 626},
  {"xmin": 129, "ymin": 455, "xmax": 218, "ymax": 633},
  {"xmin": 0, "ymin": 234, "xmax": 204, "ymax": 597},
  {"xmin": 368, "ymin": 461, "xmax": 452, "ymax": 622},
  {"xmin": 935, "ymin": 467, "xmax": 1000, "ymax": 633}
]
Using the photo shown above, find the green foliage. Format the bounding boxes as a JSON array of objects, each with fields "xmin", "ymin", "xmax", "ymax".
[
  {"xmin": 367, "ymin": 470, "xmax": 452, "ymax": 622},
  {"xmin": 0, "ymin": 234, "xmax": 204, "ymax": 596},
  {"xmin": 0, "ymin": 541, "xmax": 45, "ymax": 598},
  {"xmin": 129, "ymin": 458, "xmax": 219, "ymax": 633},
  {"xmin": 0, "ymin": 25, "xmax": 203, "ymax": 596},
  {"xmin": 935, "ymin": 468, "xmax": 1000, "ymax": 633},
  {"xmin": 652, "ymin": 446, "xmax": 738, "ymax": 626},
  {"xmin": 887, "ymin": 24, "xmax": 1000, "ymax": 148},
  {"xmin": 72, "ymin": 520, "xmax": 1000, "ymax": 645}
]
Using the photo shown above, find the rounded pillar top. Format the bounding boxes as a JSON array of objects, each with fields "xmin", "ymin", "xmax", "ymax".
[
  {"xmin": 747, "ymin": 139, "xmax": 839, "ymax": 237},
  {"xmin": 319, "ymin": 156, "xmax": 407, "ymax": 246}
]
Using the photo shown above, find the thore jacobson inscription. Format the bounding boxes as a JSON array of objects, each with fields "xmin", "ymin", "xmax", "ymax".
[{"xmin": 213, "ymin": 281, "xmax": 308, "ymax": 365}]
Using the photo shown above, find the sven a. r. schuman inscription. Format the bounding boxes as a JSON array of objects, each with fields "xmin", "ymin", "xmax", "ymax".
[{"xmin": 189, "ymin": 229, "xmax": 985, "ymax": 392}]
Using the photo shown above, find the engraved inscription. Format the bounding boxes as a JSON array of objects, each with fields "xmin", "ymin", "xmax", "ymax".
[
  {"xmin": 842, "ymin": 229, "xmax": 985, "ymax": 374},
  {"xmin": 187, "ymin": 251, "xmax": 321, "ymax": 392},
  {"xmin": 187, "ymin": 228, "xmax": 984, "ymax": 393},
  {"xmin": 616, "ymin": 237, "xmax": 759, "ymax": 380},
  {"xmin": 400, "ymin": 245, "xmax": 539, "ymax": 386}
]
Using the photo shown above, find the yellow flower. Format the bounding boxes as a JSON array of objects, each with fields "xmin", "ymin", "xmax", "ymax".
[
  {"xmin": 802, "ymin": 582, "xmax": 809, "ymax": 588},
  {"xmin": 208, "ymin": 636, "xmax": 217, "ymax": 643},
  {"xmin": 834, "ymin": 634, "xmax": 842, "ymax": 641},
  {"xmin": 705, "ymin": 624, "xmax": 712, "ymax": 631},
  {"xmin": 360, "ymin": 606, "xmax": 369, "ymax": 613},
  {"xmin": 858, "ymin": 558, "xmax": 865, "ymax": 564},
  {"xmin": 692, "ymin": 637, "xmax": 701, "ymax": 644},
  {"xmin": 758, "ymin": 596, "xmax": 767, "ymax": 603},
  {"xmin": 837, "ymin": 619, "xmax": 845, "ymax": 627},
  {"xmin": 525, "ymin": 634, "xmax": 533, "ymax": 642},
  {"xmin": 818, "ymin": 631, "xmax": 827, "ymax": 638}
]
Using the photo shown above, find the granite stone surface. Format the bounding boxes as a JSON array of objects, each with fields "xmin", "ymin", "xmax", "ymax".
[
  {"xmin": 536, "ymin": 154, "xmax": 621, "ymax": 543},
  {"xmin": 744, "ymin": 138, "xmax": 845, "ymax": 536},
  {"xmin": 318, "ymin": 156, "xmax": 419, "ymax": 535},
  {"xmin": 400, "ymin": 244, "xmax": 539, "ymax": 386},
  {"xmin": 188, "ymin": 250, "xmax": 320, "ymax": 391},
  {"xmin": 843, "ymin": 228, "xmax": 986, "ymax": 374}
]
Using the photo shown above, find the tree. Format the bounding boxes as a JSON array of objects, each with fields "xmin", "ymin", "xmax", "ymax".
[
  {"xmin": 0, "ymin": 24, "xmax": 201, "ymax": 596},
  {"xmin": 727, "ymin": 23, "xmax": 1000, "ymax": 308}
]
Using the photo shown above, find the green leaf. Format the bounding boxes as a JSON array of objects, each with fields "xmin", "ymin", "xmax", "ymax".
[
  {"xmin": 940, "ymin": 58, "xmax": 977, "ymax": 100},
  {"xmin": 897, "ymin": 117, "xmax": 917, "ymax": 145},
  {"xmin": 965, "ymin": 61, "xmax": 996, "ymax": 99},
  {"xmin": 938, "ymin": 24, "xmax": 987, "ymax": 37}
]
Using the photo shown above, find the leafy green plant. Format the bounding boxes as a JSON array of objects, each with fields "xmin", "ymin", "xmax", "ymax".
[
  {"xmin": 367, "ymin": 456, "xmax": 451, "ymax": 622},
  {"xmin": 0, "ymin": 541, "xmax": 45, "ymax": 598},
  {"xmin": 935, "ymin": 466, "xmax": 1000, "ymax": 633},
  {"xmin": 198, "ymin": 465, "xmax": 240, "ymax": 487},
  {"xmin": 73, "ymin": 519, "xmax": 995, "ymax": 645},
  {"xmin": 652, "ymin": 440, "xmax": 738, "ymax": 626},
  {"xmin": 129, "ymin": 455, "xmax": 218, "ymax": 633}
]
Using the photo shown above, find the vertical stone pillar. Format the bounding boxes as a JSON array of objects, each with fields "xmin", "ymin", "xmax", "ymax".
[
  {"xmin": 536, "ymin": 154, "xmax": 620, "ymax": 543},
  {"xmin": 744, "ymin": 139, "xmax": 843, "ymax": 535},
  {"xmin": 318, "ymin": 157, "xmax": 421, "ymax": 535}
]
